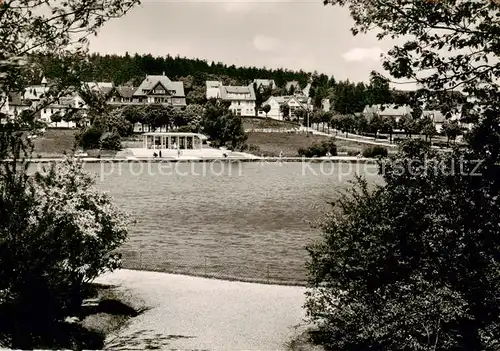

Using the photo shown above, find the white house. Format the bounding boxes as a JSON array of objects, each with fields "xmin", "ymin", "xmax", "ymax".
[
  {"xmin": 206, "ymin": 81, "xmax": 222, "ymax": 100},
  {"xmin": 219, "ymin": 85, "xmax": 256, "ymax": 116},
  {"xmin": 260, "ymin": 95, "xmax": 307, "ymax": 120}
]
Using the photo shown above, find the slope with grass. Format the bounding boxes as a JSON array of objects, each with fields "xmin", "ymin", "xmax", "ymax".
[{"xmin": 246, "ymin": 132, "xmax": 380, "ymax": 157}]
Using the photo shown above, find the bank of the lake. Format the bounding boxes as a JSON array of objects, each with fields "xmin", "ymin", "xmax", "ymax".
[{"xmin": 14, "ymin": 156, "xmax": 379, "ymax": 164}]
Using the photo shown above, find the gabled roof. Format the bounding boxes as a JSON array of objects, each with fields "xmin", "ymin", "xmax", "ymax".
[
  {"xmin": 134, "ymin": 75, "xmax": 185, "ymax": 97},
  {"xmin": 301, "ymin": 83, "xmax": 311, "ymax": 97},
  {"xmin": 83, "ymin": 82, "xmax": 114, "ymax": 95},
  {"xmin": 263, "ymin": 95, "xmax": 306, "ymax": 108},
  {"xmin": 364, "ymin": 104, "xmax": 413, "ymax": 116},
  {"xmin": 220, "ymin": 85, "xmax": 256, "ymax": 101},
  {"xmin": 114, "ymin": 85, "xmax": 136, "ymax": 98}
]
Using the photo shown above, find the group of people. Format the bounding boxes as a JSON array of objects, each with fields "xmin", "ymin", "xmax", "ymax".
[{"xmin": 153, "ymin": 147, "xmax": 181, "ymax": 158}]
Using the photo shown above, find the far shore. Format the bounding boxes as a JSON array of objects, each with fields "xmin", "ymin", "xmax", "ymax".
[{"xmin": 1, "ymin": 156, "xmax": 379, "ymax": 164}]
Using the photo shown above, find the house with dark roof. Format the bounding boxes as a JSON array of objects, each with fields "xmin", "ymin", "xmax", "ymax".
[
  {"xmin": 108, "ymin": 85, "xmax": 137, "ymax": 104},
  {"xmin": 131, "ymin": 73, "xmax": 186, "ymax": 107},
  {"xmin": 219, "ymin": 85, "xmax": 256, "ymax": 116}
]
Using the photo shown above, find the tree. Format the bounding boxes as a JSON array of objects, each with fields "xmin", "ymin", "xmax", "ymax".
[
  {"xmin": 307, "ymin": 0, "xmax": 500, "ymax": 349},
  {"xmin": 280, "ymin": 104, "xmax": 290, "ymax": 120},
  {"xmin": 182, "ymin": 104, "xmax": 204, "ymax": 132},
  {"xmin": 366, "ymin": 71, "xmax": 392, "ymax": 106},
  {"xmin": 50, "ymin": 112, "xmax": 63, "ymax": 127},
  {"xmin": 306, "ymin": 140, "xmax": 500, "ymax": 350},
  {"xmin": 201, "ymin": 101, "xmax": 247, "ymax": 150},
  {"xmin": 442, "ymin": 119, "xmax": 462, "ymax": 146},
  {"xmin": 0, "ymin": 0, "xmax": 138, "ymax": 348},
  {"xmin": 420, "ymin": 117, "xmax": 437, "ymax": 143},
  {"xmin": 262, "ymin": 104, "xmax": 271, "ymax": 118}
]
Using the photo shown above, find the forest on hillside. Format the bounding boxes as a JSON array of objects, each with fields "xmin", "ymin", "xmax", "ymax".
[{"xmin": 31, "ymin": 53, "xmax": 465, "ymax": 113}]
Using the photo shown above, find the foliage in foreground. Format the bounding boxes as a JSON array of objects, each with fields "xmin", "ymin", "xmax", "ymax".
[
  {"xmin": 0, "ymin": 157, "xmax": 130, "ymax": 348},
  {"xmin": 306, "ymin": 140, "xmax": 500, "ymax": 350}
]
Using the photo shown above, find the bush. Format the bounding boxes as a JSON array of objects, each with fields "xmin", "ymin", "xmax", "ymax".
[
  {"xmin": 362, "ymin": 146, "xmax": 388, "ymax": 158},
  {"xmin": 298, "ymin": 139, "xmax": 338, "ymax": 157},
  {"xmin": 99, "ymin": 131, "xmax": 121, "ymax": 151},
  {"xmin": 0, "ymin": 159, "xmax": 130, "ymax": 348},
  {"xmin": 248, "ymin": 144, "xmax": 261, "ymax": 153},
  {"xmin": 76, "ymin": 127, "xmax": 102, "ymax": 151},
  {"xmin": 305, "ymin": 139, "xmax": 500, "ymax": 350},
  {"xmin": 346, "ymin": 150, "xmax": 360, "ymax": 156}
]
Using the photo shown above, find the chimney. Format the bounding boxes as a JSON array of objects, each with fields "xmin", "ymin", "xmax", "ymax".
[{"xmin": 162, "ymin": 71, "xmax": 165, "ymax": 76}]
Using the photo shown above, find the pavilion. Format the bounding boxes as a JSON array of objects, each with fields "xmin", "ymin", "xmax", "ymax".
[{"xmin": 142, "ymin": 132, "xmax": 208, "ymax": 150}]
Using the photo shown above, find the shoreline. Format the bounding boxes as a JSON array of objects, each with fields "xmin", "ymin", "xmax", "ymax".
[
  {"xmin": 120, "ymin": 266, "xmax": 308, "ymax": 287},
  {"xmin": 1, "ymin": 156, "xmax": 379, "ymax": 164}
]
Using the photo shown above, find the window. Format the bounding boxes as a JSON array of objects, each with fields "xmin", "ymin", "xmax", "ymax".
[
  {"xmin": 238, "ymin": 101, "xmax": 241, "ymax": 105},
  {"xmin": 154, "ymin": 89, "xmax": 165, "ymax": 94}
]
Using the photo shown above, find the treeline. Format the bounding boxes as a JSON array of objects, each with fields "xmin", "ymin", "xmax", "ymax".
[
  {"xmin": 31, "ymin": 53, "xmax": 467, "ymax": 113},
  {"xmin": 33, "ymin": 53, "xmax": 311, "ymax": 89}
]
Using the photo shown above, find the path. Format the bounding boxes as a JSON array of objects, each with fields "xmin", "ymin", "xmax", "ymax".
[{"xmin": 95, "ymin": 269, "xmax": 309, "ymax": 350}]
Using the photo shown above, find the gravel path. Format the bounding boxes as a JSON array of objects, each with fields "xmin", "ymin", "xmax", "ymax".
[{"xmin": 95, "ymin": 269, "xmax": 308, "ymax": 350}]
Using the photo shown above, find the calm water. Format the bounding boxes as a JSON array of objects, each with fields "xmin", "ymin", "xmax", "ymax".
[{"xmin": 82, "ymin": 162, "xmax": 381, "ymax": 284}]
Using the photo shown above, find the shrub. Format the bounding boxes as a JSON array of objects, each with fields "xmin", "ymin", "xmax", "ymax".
[
  {"xmin": 248, "ymin": 144, "xmax": 261, "ymax": 153},
  {"xmin": 0, "ymin": 159, "xmax": 130, "ymax": 348},
  {"xmin": 99, "ymin": 131, "xmax": 121, "ymax": 151},
  {"xmin": 305, "ymin": 139, "xmax": 500, "ymax": 350},
  {"xmin": 76, "ymin": 127, "xmax": 102, "ymax": 151},
  {"xmin": 298, "ymin": 139, "xmax": 338, "ymax": 157},
  {"xmin": 362, "ymin": 146, "xmax": 388, "ymax": 158}
]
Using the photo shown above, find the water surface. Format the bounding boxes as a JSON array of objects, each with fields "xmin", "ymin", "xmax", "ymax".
[{"xmin": 85, "ymin": 161, "xmax": 382, "ymax": 284}]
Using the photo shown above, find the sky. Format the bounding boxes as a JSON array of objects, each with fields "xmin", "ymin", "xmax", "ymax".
[{"xmin": 88, "ymin": 0, "xmax": 403, "ymax": 84}]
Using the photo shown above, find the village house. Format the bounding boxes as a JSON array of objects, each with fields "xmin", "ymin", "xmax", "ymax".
[
  {"xmin": 205, "ymin": 81, "xmax": 222, "ymax": 100},
  {"xmin": 219, "ymin": 85, "xmax": 256, "ymax": 116},
  {"xmin": 363, "ymin": 104, "xmax": 413, "ymax": 124},
  {"xmin": 259, "ymin": 95, "xmax": 308, "ymax": 120},
  {"xmin": 128, "ymin": 73, "xmax": 186, "ymax": 107}
]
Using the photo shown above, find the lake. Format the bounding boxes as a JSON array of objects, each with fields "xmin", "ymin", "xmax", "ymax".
[{"xmin": 84, "ymin": 161, "xmax": 382, "ymax": 285}]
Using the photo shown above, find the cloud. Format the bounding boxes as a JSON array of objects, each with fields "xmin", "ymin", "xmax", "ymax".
[
  {"xmin": 342, "ymin": 47, "xmax": 383, "ymax": 62},
  {"xmin": 253, "ymin": 35, "xmax": 279, "ymax": 52}
]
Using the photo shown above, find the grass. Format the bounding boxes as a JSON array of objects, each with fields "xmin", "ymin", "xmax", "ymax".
[
  {"xmin": 31, "ymin": 128, "xmax": 78, "ymax": 158},
  {"xmin": 246, "ymin": 132, "xmax": 383, "ymax": 157},
  {"xmin": 30, "ymin": 128, "xmax": 118, "ymax": 158},
  {"xmin": 243, "ymin": 117, "xmax": 300, "ymax": 130}
]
